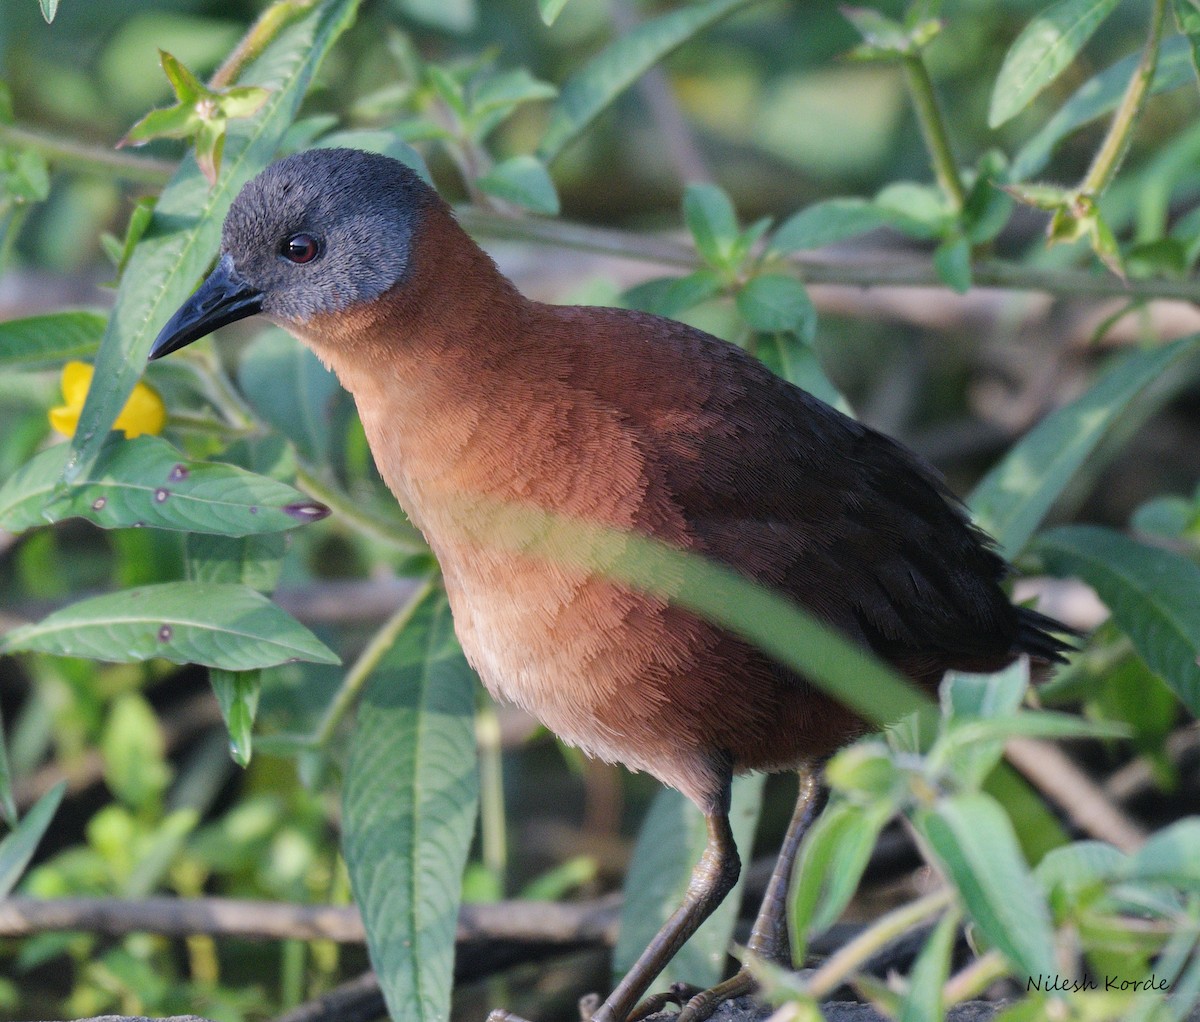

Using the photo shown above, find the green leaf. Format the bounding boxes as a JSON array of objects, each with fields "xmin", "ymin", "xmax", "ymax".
[
  {"xmin": 160, "ymin": 50, "xmax": 205, "ymax": 105},
  {"xmin": 1012, "ymin": 37, "xmax": 1193, "ymax": 180},
  {"xmin": 653, "ymin": 270, "xmax": 725, "ymax": 317},
  {"xmin": 0, "ymin": 582, "xmax": 340, "ymax": 670},
  {"xmin": 393, "ymin": 0, "xmax": 476, "ymax": 33},
  {"xmin": 210, "ymin": 668, "xmax": 260, "ymax": 767},
  {"xmin": 0, "ymin": 311, "xmax": 105, "ymax": 369},
  {"xmin": 0, "ymin": 783, "xmax": 64, "ymax": 898},
  {"xmin": 755, "ymin": 332, "xmax": 848, "ymax": 412},
  {"xmin": 476, "ymin": 155, "xmax": 560, "ymax": 215},
  {"xmin": 736, "ymin": 275, "xmax": 815, "ymax": 334},
  {"xmin": 941, "ymin": 661, "xmax": 1027, "ymax": 720},
  {"xmin": 1033, "ymin": 525, "xmax": 1200, "ymax": 715},
  {"xmin": 38, "ymin": 0, "xmax": 60, "ymax": 23},
  {"xmin": 60, "ymin": 0, "xmax": 358, "ymax": 490},
  {"xmin": 615, "ymin": 775, "xmax": 764, "ymax": 989},
  {"xmin": 969, "ymin": 335, "xmax": 1200, "ymax": 559},
  {"xmin": 0, "ymin": 435, "xmax": 329, "ymax": 536},
  {"xmin": 102, "ymin": 693, "xmax": 171, "ymax": 811},
  {"xmin": 684, "ymin": 183, "xmax": 741, "ymax": 268},
  {"xmin": 1034, "ymin": 839, "xmax": 1126, "ymax": 908},
  {"xmin": 538, "ymin": 0, "xmax": 754, "ymax": 163},
  {"xmin": 104, "ymin": 198, "xmax": 157, "ymax": 280},
  {"xmin": 342, "ymin": 587, "xmax": 479, "ymax": 1022},
  {"xmin": 824, "ymin": 741, "xmax": 902, "ymax": 800},
  {"xmin": 873, "ymin": 181, "xmax": 953, "ymax": 239},
  {"xmin": 1176, "ymin": 0, "xmax": 1200, "ymax": 87},
  {"xmin": 933, "ymin": 236, "xmax": 971, "ymax": 293},
  {"xmin": 239, "ymin": 329, "xmax": 340, "ymax": 464},
  {"xmin": 186, "ymin": 533, "xmax": 286, "ymax": 592},
  {"xmin": 0, "ymin": 705, "xmax": 15, "ymax": 826},
  {"xmin": 539, "ymin": 0, "xmax": 572, "ymax": 25},
  {"xmin": 988, "ymin": 0, "xmax": 1122, "ymax": 128},
  {"xmin": 471, "ymin": 69, "xmax": 557, "ymax": 115},
  {"xmin": 788, "ymin": 799, "xmax": 892, "ymax": 965},
  {"xmin": 315, "ymin": 129, "xmax": 431, "ymax": 182},
  {"xmin": 771, "ymin": 198, "xmax": 890, "ymax": 252},
  {"xmin": 841, "ymin": 6, "xmax": 914, "ymax": 55},
  {"xmin": 914, "ymin": 792, "xmax": 1056, "ymax": 978},
  {"xmin": 1127, "ymin": 818, "xmax": 1200, "ymax": 888},
  {"xmin": 899, "ymin": 909, "xmax": 959, "ymax": 1022}
]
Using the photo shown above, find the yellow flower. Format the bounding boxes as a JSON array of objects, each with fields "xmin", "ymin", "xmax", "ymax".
[{"xmin": 50, "ymin": 361, "xmax": 166, "ymax": 439}]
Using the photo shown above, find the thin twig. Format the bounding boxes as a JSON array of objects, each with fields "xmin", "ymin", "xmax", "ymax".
[
  {"xmin": 1105, "ymin": 723, "xmax": 1200, "ymax": 802},
  {"xmin": 1005, "ymin": 736, "xmax": 1148, "ymax": 852},
  {"xmin": 0, "ymin": 893, "xmax": 622, "ymax": 946},
  {"xmin": 0, "ymin": 123, "xmax": 176, "ymax": 185}
]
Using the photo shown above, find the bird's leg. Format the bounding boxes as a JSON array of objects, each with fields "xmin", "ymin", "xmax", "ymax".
[
  {"xmin": 660, "ymin": 767, "xmax": 825, "ymax": 1022},
  {"xmin": 592, "ymin": 810, "xmax": 741, "ymax": 1022}
]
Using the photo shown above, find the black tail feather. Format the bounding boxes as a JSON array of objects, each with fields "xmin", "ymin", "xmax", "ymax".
[{"xmin": 1013, "ymin": 606, "xmax": 1079, "ymax": 665}]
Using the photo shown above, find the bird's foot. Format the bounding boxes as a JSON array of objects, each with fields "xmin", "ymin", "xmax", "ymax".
[{"xmin": 628, "ymin": 971, "xmax": 756, "ymax": 1022}]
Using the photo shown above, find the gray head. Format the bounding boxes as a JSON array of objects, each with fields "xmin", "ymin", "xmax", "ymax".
[{"xmin": 149, "ymin": 148, "xmax": 434, "ymax": 359}]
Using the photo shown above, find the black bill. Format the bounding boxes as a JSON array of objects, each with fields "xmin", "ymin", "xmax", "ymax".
[{"xmin": 148, "ymin": 253, "xmax": 264, "ymax": 361}]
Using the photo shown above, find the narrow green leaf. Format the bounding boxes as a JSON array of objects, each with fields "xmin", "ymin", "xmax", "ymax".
[
  {"xmin": 476, "ymin": 155, "xmax": 560, "ymax": 215},
  {"xmin": 684, "ymin": 183, "xmax": 741, "ymax": 268},
  {"xmin": 102, "ymin": 693, "xmax": 171, "ymax": 811},
  {"xmin": 771, "ymin": 198, "xmax": 890, "ymax": 252},
  {"xmin": 1175, "ymin": 0, "xmax": 1200, "ymax": 87},
  {"xmin": 1034, "ymin": 525, "xmax": 1200, "ymax": 715},
  {"xmin": 471, "ymin": 69, "xmax": 557, "ymax": 114},
  {"xmin": 942, "ymin": 661, "xmax": 1027, "ymax": 720},
  {"xmin": 788, "ymin": 800, "xmax": 892, "ymax": 965},
  {"xmin": 1012, "ymin": 37, "xmax": 1193, "ymax": 180},
  {"xmin": 342, "ymin": 588, "xmax": 479, "ymax": 1022},
  {"xmin": 655, "ymin": 270, "xmax": 724, "ymax": 317},
  {"xmin": 899, "ymin": 909, "xmax": 959, "ymax": 1022},
  {"xmin": 0, "ymin": 435, "xmax": 329, "ymax": 536},
  {"xmin": 0, "ymin": 705, "xmax": 15, "ymax": 826},
  {"xmin": 0, "ymin": 582, "xmax": 340, "ymax": 670},
  {"xmin": 615, "ymin": 774, "xmax": 764, "ymax": 989},
  {"xmin": 538, "ymin": 0, "xmax": 754, "ymax": 163},
  {"xmin": 736, "ymin": 275, "xmax": 815, "ymax": 334},
  {"xmin": 539, "ymin": 0, "xmax": 572, "ymax": 25},
  {"xmin": 0, "ymin": 311, "xmax": 105, "ymax": 369},
  {"xmin": 238, "ymin": 329, "xmax": 339, "ymax": 465},
  {"xmin": 969, "ymin": 335, "xmax": 1200, "ymax": 559},
  {"xmin": 38, "ymin": 0, "xmax": 60, "ymax": 23},
  {"xmin": 61, "ymin": 0, "xmax": 359, "ymax": 489},
  {"xmin": 1034, "ymin": 839, "xmax": 1126, "ymax": 906},
  {"xmin": 186, "ymin": 533, "xmax": 286, "ymax": 591},
  {"xmin": 393, "ymin": 0, "xmax": 476, "ymax": 33},
  {"xmin": 915, "ymin": 792, "xmax": 1055, "ymax": 977},
  {"xmin": 210, "ymin": 668, "xmax": 261, "ymax": 766},
  {"xmin": 988, "ymin": 0, "xmax": 1122, "ymax": 128},
  {"xmin": 0, "ymin": 783, "xmax": 64, "ymax": 898}
]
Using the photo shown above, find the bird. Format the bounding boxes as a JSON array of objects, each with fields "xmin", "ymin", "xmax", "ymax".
[{"xmin": 149, "ymin": 147, "xmax": 1072, "ymax": 1022}]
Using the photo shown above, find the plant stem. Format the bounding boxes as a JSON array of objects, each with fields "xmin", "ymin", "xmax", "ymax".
[
  {"xmin": 313, "ymin": 574, "xmax": 438, "ymax": 748},
  {"xmin": 903, "ymin": 54, "xmax": 966, "ymax": 210},
  {"xmin": 210, "ymin": 0, "xmax": 316, "ymax": 89},
  {"xmin": 476, "ymin": 701, "xmax": 508, "ymax": 897},
  {"xmin": 1080, "ymin": 0, "xmax": 1167, "ymax": 196},
  {"xmin": 0, "ymin": 123, "xmax": 175, "ymax": 186},
  {"xmin": 806, "ymin": 887, "xmax": 956, "ymax": 998}
]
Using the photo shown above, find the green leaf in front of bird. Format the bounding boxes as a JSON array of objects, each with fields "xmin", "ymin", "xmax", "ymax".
[
  {"xmin": 539, "ymin": 0, "xmax": 572, "ymax": 25},
  {"xmin": 824, "ymin": 740, "xmax": 902, "ymax": 801},
  {"xmin": 537, "ymin": 0, "xmax": 754, "ymax": 164},
  {"xmin": 210, "ymin": 668, "xmax": 260, "ymax": 766},
  {"xmin": 101, "ymin": 692, "xmax": 171, "ymax": 811},
  {"xmin": 932, "ymin": 236, "xmax": 971, "ymax": 293},
  {"xmin": 788, "ymin": 799, "xmax": 893, "ymax": 965},
  {"xmin": 0, "ymin": 782, "xmax": 64, "ymax": 898},
  {"xmin": 0, "ymin": 582, "xmax": 340, "ymax": 670},
  {"xmin": 38, "ymin": 0, "xmax": 60, "ymax": 23},
  {"xmin": 342, "ymin": 587, "xmax": 479, "ymax": 1022},
  {"xmin": 941, "ymin": 660, "xmax": 1027, "ymax": 721},
  {"xmin": 914, "ymin": 792, "xmax": 1056, "ymax": 978},
  {"xmin": 988, "ymin": 0, "xmax": 1122, "ymax": 128},
  {"xmin": 616, "ymin": 774, "xmax": 764, "ymax": 989},
  {"xmin": 969, "ymin": 333, "xmax": 1200, "ymax": 560},
  {"xmin": 771, "ymin": 198, "xmax": 890, "ymax": 253},
  {"xmin": 1034, "ymin": 525, "xmax": 1200, "ymax": 716},
  {"xmin": 0, "ymin": 434, "xmax": 330, "ymax": 537},
  {"xmin": 899, "ymin": 908, "xmax": 959, "ymax": 1022},
  {"xmin": 736, "ymin": 275, "xmax": 815, "ymax": 334},
  {"xmin": 476, "ymin": 155, "xmax": 560, "ymax": 215},
  {"xmin": 755, "ymin": 331, "xmax": 849, "ymax": 412},
  {"xmin": 64, "ymin": 0, "xmax": 357, "ymax": 490},
  {"xmin": 0, "ymin": 310, "xmax": 105, "ymax": 370},
  {"xmin": 684, "ymin": 182, "xmax": 741, "ymax": 270}
]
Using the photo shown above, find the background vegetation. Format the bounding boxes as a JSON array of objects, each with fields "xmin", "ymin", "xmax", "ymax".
[{"xmin": 0, "ymin": 0, "xmax": 1198, "ymax": 1020}]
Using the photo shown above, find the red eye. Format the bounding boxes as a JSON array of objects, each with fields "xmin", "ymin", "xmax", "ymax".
[{"xmin": 282, "ymin": 233, "xmax": 319, "ymax": 263}]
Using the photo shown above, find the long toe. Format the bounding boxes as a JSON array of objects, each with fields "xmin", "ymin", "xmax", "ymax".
[
  {"xmin": 674, "ymin": 970, "xmax": 757, "ymax": 1022},
  {"xmin": 627, "ymin": 983, "xmax": 706, "ymax": 1022}
]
